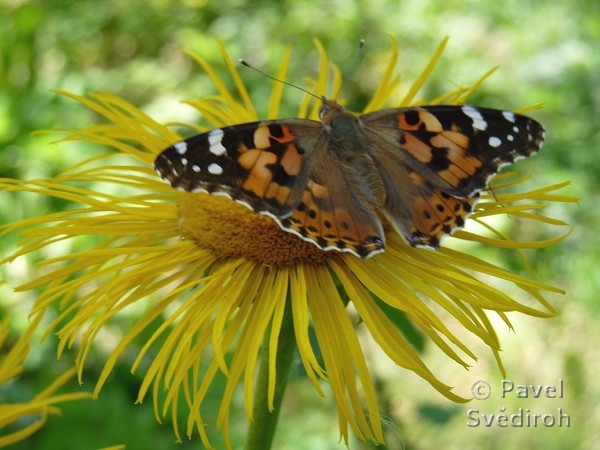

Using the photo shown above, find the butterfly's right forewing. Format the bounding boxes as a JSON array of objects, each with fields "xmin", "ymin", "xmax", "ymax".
[
  {"xmin": 360, "ymin": 105, "xmax": 544, "ymax": 248},
  {"xmin": 362, "ymin": 106, "xmax": 545, "ymax": 198}
]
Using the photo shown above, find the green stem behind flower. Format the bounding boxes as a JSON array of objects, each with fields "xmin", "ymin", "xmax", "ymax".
[{"xmin": 245, "ymin": 299, "xmax": 296, "ymax": 450}]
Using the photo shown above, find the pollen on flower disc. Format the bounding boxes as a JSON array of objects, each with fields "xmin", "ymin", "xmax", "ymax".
[{"xmin": 178, "ymin": 193, "xmax": 341, "ymax": 266}]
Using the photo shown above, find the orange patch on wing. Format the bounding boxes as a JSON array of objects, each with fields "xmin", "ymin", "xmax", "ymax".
[
  {"xmin": 238, "ymin": 148, "xmax": 261, "ymax": 170},
  {"xmin": 336, "ymin": 211, "xmax": 369, "ymax": 245},
  {"xmin": 264, "ymin": 181, "xmax": 291, "ymax": 203},
  {"xmin": 441, "ymin": 130, "xmax": 469, "ymax": 148},
  {"xmin": 436, "ymin": 168, "xmax": 461, "ymax": 187},
  {"xmin": 397, "ymin": 113, "xmax": 418, "ymax": 131},
  {"xmin": 270, "ymin": 125, "xmax": 296, "ymax": 143},
  {"xmin": 430, "ymin": 134, "xmax": 464, "ymax": 156},
  {"xmin": 307, "ymin": 180, "xmax": 328, "ymax": 199},
  {"xmin": 253, "ymin": 126, "xmax": 272, "ymax": 149},
  {"xmin": 418, "ymin": 110, "xmax": 444, "ymax": 132},
  {"xmin": 398, "ymin": 109, "xmax": 443, "ymax": 132},
  {"xmin": 409, "ymin": 171, "xmax": 427, "ymax": 183},
  {"xmin": 264, "ymin": 182, "xmax": 277, "ymax": 198},
  {"xmin": 274, "ymin": 185, "xmax": 292, "ymax": 205},
  {"xmin": 432, "ymin": 132, "xmax": 482, "ymax": 175},
  {"xmin": 436, "ymin": 152, "xmax": 483, "ymax": 186},
  {"xmin": 412, "ymin": 196, "xmax": 441, "ymax": 235},
  {"xmin": 450, "ymin": 154, "xmax": 482, "ymax": 175},
  {"xmin": 403, "ymin": 134, "xmax": 434, "ymax": 163},
  {"xmin": 410, "ymin": 188, "xmax": 477, "ymax": 245},
  {"xmin": 280, "ymin": 144, "xmax": 303, "ymax": 176},
  {"xmin": 241, "ymin": 150, "xmax": 277, "ymax": 196},
  {"xmin": 253, "ymin": 125, "xmax": 296, "ymax": 148}
]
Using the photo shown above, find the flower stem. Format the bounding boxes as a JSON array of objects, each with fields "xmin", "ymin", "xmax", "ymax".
[{"xmin": 245, "ymin": 299, "xmax": 296, "ymax": 450}]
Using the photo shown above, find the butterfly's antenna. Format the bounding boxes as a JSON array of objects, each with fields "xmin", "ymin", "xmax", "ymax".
[
  {"xmin": 239, "ymin": 59, "xmax": 323, "ymax": 101},
  {"xmin": 332, "ymin": 38, "xmax": 365, "ymax": 102},
  {"xmin": 343, "ymin": 38, "xmax": 366, "ymax": 79}
]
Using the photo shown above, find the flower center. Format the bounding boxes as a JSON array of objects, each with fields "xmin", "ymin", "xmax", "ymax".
[{"xmin": 179, "ymin": 193, "xmax": 341, "ymax": 265}]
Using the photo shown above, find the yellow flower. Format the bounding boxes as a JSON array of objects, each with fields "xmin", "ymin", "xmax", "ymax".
[
  {"xmin": 0, "ymin": 315, "xmax": 92, "ymax": 447},
  {"xmin": 0, "ymin": 37, "xmax": 574, "ymax": 448}
]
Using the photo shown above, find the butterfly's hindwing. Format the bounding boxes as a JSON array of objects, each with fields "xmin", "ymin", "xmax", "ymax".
[{"xmin": 278, "ymin": 145, "xmax": 386, "ymax": 257}]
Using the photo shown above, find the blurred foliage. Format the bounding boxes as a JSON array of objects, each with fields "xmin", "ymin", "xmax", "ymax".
[{"xmin": 1, "ymin": 0, "xmax": 598, "ymax": 448}]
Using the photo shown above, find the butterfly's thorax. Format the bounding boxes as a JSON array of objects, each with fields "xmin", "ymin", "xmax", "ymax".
[
  {"xmin": 319, "ymin": 100, "xmax": 386, "ymax": 205},
  {"xmin": 323, "ymin": 112, "xmax": 365, "ymax": 156}
]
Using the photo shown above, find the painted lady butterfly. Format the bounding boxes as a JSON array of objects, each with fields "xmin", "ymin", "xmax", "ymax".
[{"xmin": 154, "ymin": 98, "xmax": 544, "ymax": 258}]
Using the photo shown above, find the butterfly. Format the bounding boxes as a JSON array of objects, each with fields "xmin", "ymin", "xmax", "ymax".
[{"xmin": 154, "ymin": 98, "xmax": 544, "ymax": 258}]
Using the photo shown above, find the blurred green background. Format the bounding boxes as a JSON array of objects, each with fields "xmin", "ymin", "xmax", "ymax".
[{"xmin": 1, "ymin": 0, "xmax": 597, "ymax": 449}]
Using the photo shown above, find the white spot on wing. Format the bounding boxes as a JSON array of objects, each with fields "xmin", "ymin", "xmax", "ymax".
[
  {"xmin": 462, "ymin": 106, "xmax": 488, "ymax": 131},
  {"xmin": 488, "ymin": 136, "xmax": 502, "ymax": 148},
  {"xmin": 192, "ymin": 165, "xmax": 201, "ymax": 172},
  {"xmin": 181, "ymin": 157, "xmax": 188, "ymax": 166},
  {"xmin": 208, "ymin": 163, "xmax": 223, "ymax": 175},
  {"xmin": 174, "ymin": 141, "xmax": 187, "ymax": 154},
  {"xmin": 502, "ymin": 111, "xmax": 516, "ymax": 123},
  {"xmin": 507, "ymin": 134, "xmax": 514, "ymax": 142},
  {"xmin": 208, "ymin": 129, "xmax": 227, "ymax": 156}
]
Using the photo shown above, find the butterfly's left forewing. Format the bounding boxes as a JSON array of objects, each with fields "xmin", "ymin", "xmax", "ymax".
[{"xmin": 154, "ymin": 120, "xmax": 321, "ymax": 216}]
